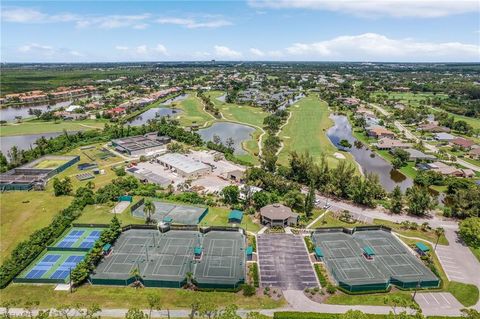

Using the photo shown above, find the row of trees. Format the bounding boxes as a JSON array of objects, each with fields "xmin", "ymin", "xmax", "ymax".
[
  {"xmin": 70, "ymin": 216, "xmax": 122, "ymax": 286},
  {"xmin": 197, "ymin": 90, "xmax": 221, "ymax": 118},
  {"xmin": 261, "ymin": 109, "xmax": 289, "ymax": 172}
]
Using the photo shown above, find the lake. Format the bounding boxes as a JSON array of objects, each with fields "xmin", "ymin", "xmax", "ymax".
[
  {"xmin": 327, "ymin": 114, "xmax": 413, "ymax": 192},
  {"xmin": 161, "ymin": 94, "xmax": 189, "ymax": 105},
  {"xmin": 0, "ymin": 101, "xmax": 72, "ymax": 123},
  {"xmin": 198, "ymin": 122, "xmax": 255, "ymax": 155},
  {"xmin": 1, "ymin": 132, "xmax": 64, "ymax": 155},
  {"xmin": 127, "ymin": 107, "xmax": 182, "ymax": 126}
]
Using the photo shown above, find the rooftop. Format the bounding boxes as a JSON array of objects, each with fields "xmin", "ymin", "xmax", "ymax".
[{"xmin": 157, "ymin": 153, "xmax": 210, "ymax": 174}]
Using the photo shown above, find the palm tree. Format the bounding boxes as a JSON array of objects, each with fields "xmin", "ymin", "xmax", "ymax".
[
  {"xmin": 434, "ymin": 227, "xmax": 445, "ymax": 251},
  {"xmin": 130, "ymin": 266, "xmax": 141, "ymax": 289},
  {"xmin": 144, "ymin": 199, "xmax": 155, "ymax": 224}
]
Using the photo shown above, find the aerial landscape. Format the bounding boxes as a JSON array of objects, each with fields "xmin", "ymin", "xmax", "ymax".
[{"xmin": 0, "ymin": 1, "xmax": 479, "ymax": 319}]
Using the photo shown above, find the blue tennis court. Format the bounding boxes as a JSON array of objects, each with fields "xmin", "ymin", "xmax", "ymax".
[
  {"xmin": 57, "ymin": 230, "xmax": 85, "ymax": 248},
  {"xmin": 25, "ymin": 254, "xmax": 61, "ymax": 279},
  {"xmin": 50, "ymin": 255, "xmax": 84, "ymax": 279},
  {"xmin": 78, "ymin": 230, "xmax": 102, "ymax": 249},
  {"xmin": 53, "ymin": 228, "xmax": 103, "ymax": 250}
]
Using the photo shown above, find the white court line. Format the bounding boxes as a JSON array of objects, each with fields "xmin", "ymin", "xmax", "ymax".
[
  {"xmin": 421, "ymin": 294, "xmax": 429, "ymax": 305},
  {"xmin": 430, "ymin": 293, "xmax": 439, "ymax": 304}
]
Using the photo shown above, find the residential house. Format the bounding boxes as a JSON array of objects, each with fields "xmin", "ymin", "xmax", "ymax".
[
  {"xmin": 367, "ymin": 126, "xmax": 395, "ymax": 139},
  {"xmin": 434, "ymin": 133, "xmax": 455, "ymax": 141},
  {"xmin": 375, "ymin": 138, "xmax": 410, "ymax": 150},
  {"xmin": 404, "ymin": 149, "xmax": 436, "ymax": 161},
  {"xmin": 450, "ymin": 138, "xmax": 475, "ymax": 150},
  {"xmin": 418, "ymin": 122, "xmax": 451, "ymax": 133},
  {"xmin": 468, "ymin": 147, "xmax": 480, "ymax": 160}
]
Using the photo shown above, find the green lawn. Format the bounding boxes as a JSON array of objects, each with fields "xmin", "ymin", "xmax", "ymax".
[
  {"xmin": 428, "ymin": 106, "xmax": 480, "ymax": 130},
  {"xmin": 447, "ymin": 281, "xmax": 479, "ymax": 307},
  {"xmin": 376, "ymin": 150, "xmax": 418, "ymax": 179},
  {"xmin": 373, "ymin": 219, "xmax": 449, "ymax": 245},
  {"xmin": 75, "ymin": 203, "xmax": 140, "ymax": 226},
  {"xmin": 310, "ymin": 211, "xmax": 365, "ymax": 228},
  {"xmin": 175, "ymin": 94, "xmax": 214, "ymax": 127},
  {"xmin": 0, "ymin": 191, "xmax": 73, "ymax": 261},
  {"xmin": 200, "ymin": 206, "xmax": 261, "ymax": 233},
  {"xmin": 0, "ymin": 119, "xmax": 105, "ymax": 137},
  {"xmin": 468, "ymin": 245, "xmax": 480, "ymax": 263},
  {"xmin": 277, "ymin": 95, "xmax": 357, "ymax": 170},
  {"xmin": 326, "ymin": 290, "xmax": 413, "ymax": 306},
  {"xmin": 1, "ymin": 284, "xmax": 284, "ymax": 310}
]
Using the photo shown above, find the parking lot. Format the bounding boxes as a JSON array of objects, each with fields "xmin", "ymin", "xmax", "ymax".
[
  {"xmin": 257, "ymin": 234, "xmax": 318, "ymax": 290},
  {"xmin": 414, "ymin": 292, "xmax": 463, "ymax": 313}
]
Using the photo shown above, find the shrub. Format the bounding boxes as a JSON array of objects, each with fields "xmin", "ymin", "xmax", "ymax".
[
  {"xmin": 249, "ymin": 263, "xmax": 259, "ymax": 287},
  {"xmin": 314, "ymin": 264, "xmax": 328, "ymax": 287},
  {"xmin": 304, "ymin": 236, "xmax": 314, "ymax": 253},
  {"xmin": 326, "ymin": 284, "xmax": 336, "ymax": 294},
  {"xmin": 242, "ymin": 284, "xmax": 256, "ymax": 296}
]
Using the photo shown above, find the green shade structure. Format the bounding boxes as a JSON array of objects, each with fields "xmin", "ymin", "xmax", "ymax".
[
  {"xmin": 314, "ymin": 247, "xmax": 324, "ymax": 258},
  {"xmin": 194, "ymin": 247, "xmax": 202, "ymax": 255},
  {"xmin": 103, "ymin": 244, "xmax": 112, "ymax": 253},
  {"xmin": 246, "ymin": 246, "xmax": 253, "ymax": 255},
  {"xmin": 363, "ymin": 246, "xmax": 375, "ymax": 257},
  {"xmin": 228, "ymin": 210, "xmax": 243, "ymax": 223},
  {"xmin": 415, "ymin": 242, "xmax": 430, "ymax": 253}
]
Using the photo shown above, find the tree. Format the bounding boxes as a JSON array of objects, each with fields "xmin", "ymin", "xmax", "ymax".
[
  {"xmin": 390, "ymin": 186, "xmax": 403, "ymax": 214},
  {"xmin": 252, "ymin": 191, "xmax": 270, "ymax": 210},
  {"xmin": 459, "ymin": 217, "xmax": 480, "ymax": 248},
  {"xmin": 406, "ymin": 186, "xmax": 434, "ymax": 216},
  {"xmin": 339, "ymin": 139, "xmax": 352, "ymax": 149},
  {"xmin": 221, "ymin": 185, "xmax": 240, "ymax": 205},
  {"xmin": 434, "ymin": 227, "xmax": 445, "ymax": 251},
  {"xmin": 391, "ymin": 148, "xmax": 410, "ymax": 169},
  {"xmin": 146, "ymin": 294, "xmax": 161, "ymax": 319},
  {"xmin": 304, "ymin": 180, "xmax": 315, "ymax": 218},
  {"xmin": 198, "ymin": 300, "xmax": 218, "ymax": 319},
  {"xmin": 283, "ymin": 189, "xmax": 305, "ymax": 212},
  {"xmin": 125, "ymin": 308, "xmax": 147, "ymax": 319},
  {"xmin": 53, "ymin": 177, "xmax": 73, "ymax": 196},
  {"xmin": 460, "ymin": 309, "xmax": 480, "ymax": 319},
  {"xmin": 143, "ymin": 199, "xmax": 156, "ymax": 223}
]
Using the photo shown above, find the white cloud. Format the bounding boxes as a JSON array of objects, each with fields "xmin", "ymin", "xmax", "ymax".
[
  {"xmin": 250, "ymin": 48, "xmax": 265, "ymax": 57},
  {"xmin": 16, "ymin": 43, "xmax": 84, "ymax": 60},
  {"xmin": 1, "ymin": 7, "xmax": 78, "ymax": 23},
  {"xmin": 77, "ymin": 14, "xmax": 150, "ymax": 29},
  {"xmin": 283, "ymin": 33, "xmax": 480, "ymax": 61},
  {"xmin": 248, "ymin": 0, "xmax": 479, "ymax": 18},
  {"xmin": 156, "ymin": 17, "xmax": 232, "ymax": 29},
  {"xmin": 115, "ymin": 44, "xmax": 168, "ymax": 59},
  {"xmin": 213, "ymin": 45, "xmax": 243, "ymax": 59}
]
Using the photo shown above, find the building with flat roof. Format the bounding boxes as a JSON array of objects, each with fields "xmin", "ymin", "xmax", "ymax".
[
  {"xmin": 0, "ymin": 155, "xmax": 79, "ymax": 191},
  {"xmin": 111, "ymin": 135, "xmax": 169, "ymax": 156},
  {"xmin": 156, "ymin": 153, "xmax": 211, "ymax": 178}
]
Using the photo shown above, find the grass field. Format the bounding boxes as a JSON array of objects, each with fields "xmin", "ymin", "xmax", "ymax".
[
  {"xmin": 469, "ymin": 245, "xmax": 480, "ymax": 263},
  {"xmin": 373, "ymin": 219, "xmax": 449, "ymax": 245},
  {"xmin": 1, "ymin": 284, "xmax": 285, "ymax": 310},
  {"xmin": 0, "ymin": 119, "xmax": 105, "ymax": 137},
  {"xmin": 175, "ymin": 94, "xmax": 214, "ymax": 127},
  {"xmin": 75, "ymin": 203, "xmax": 140, "ymax": 225},
  {"xmin": 310, "ymin": 211, "xmax": 365, "ymax": 229},
  {"xmin": 277, "ymin": 95, "xmax": 357, "ymax": 169},
  {"xmin": 200, "ymin": 206, "xmax": 261, "ymax": 233},
  {"xmin": 0, "ymin": 191, "xmax": 73, "ymax": 261},
  {"xmin": 372, "ymin": 92, "xmax": 448, "ymax": 108},
  {"xmin": 325, "ymin": 290, "xmax": 413, "ymax": 306},
  {"xmin": 1, "ymin": 68, "xmax": 148, "ymax": 95},
  {"xmin": 33, "ymin": 159, "xmax": 68, "ymax": 169},
  {"xmin": 428, "ymin": 106, "xmax": 480, "ymax": 130}
]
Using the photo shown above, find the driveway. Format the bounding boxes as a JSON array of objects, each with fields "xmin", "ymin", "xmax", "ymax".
[{"xmin": 257, "ymin": 234, "xmax": 318, "ymax": 290}]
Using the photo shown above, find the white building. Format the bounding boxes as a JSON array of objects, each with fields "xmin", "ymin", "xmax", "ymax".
[{"xmin": 156, "ymin": 153, "xmax": 211, "ymax": 178}]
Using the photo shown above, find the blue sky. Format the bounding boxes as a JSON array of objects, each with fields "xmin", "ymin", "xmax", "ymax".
[{"xmin": 1, "ymin": 0, "xmax": 479, "ymax": 62}]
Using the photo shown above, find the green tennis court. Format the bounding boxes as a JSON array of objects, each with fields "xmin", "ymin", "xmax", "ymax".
[
  {"xmin": 312, "ymin": 228, "xmax": 440, "ymax": 292},
  {"xmin": 91, "ymin": 228, "xmax": 245, "ymax": 288},
  {"xmin": 131, "ymin": 200, "xmax": 208, "ymax": 225}
]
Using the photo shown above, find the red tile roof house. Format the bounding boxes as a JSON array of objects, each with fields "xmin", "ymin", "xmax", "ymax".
[
  {"xmin": 418, "ymin": 122, "xmax": 451, "ymax": 133},
  {"xmin": 449, "ymin": 138, "xmax": 475, "ymax": 150},
  {"xmin": 367, "ymin": 126, "xmax": 395, "ymax": 139}
]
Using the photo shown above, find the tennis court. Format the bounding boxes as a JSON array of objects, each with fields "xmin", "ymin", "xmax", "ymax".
[
  {"xmin": 15, "ymin": 251, "xmax": 87, "ymax": 283},
  {"xmin": 91, "ymin": 228, "xmax": 245, "ymax": 288},
  {"xmin": 131, "ymin": 200, "xmax": 208, "ymax": 225},
  {"xmin": 51, "ymin": 227, "xmax": 104, "ymax": 251},
  {"xmin": 312, "ymin": 228, "xmax": 440, "ymax": 292}
]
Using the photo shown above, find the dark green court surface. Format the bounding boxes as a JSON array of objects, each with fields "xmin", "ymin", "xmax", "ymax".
[
  {"xmin": 312, "ymin": 229, "xmax": 440, "ymax": 292},
  {"xmin": 131, "ymin": 200, "xmax": 208, "ymax": 225},
  {"xmin": 91, "ymin": 229, "xmax": 245, "ymax": 288}
]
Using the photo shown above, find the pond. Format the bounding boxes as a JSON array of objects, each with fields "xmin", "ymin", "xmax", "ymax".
[
  {"xmin": 198, "ymin": 122, "xmax": 255, "ymax": 155},
  {"xmin": 0, "ymin": 101, "xmax": 72, "ymax": 123},
  {"xmin": 127, "ymin": 107, "xmax": 182, "ymax": 126},
  {"xmin": 327, "ymin": 114, "xmax": 413, "ymax": 192},
  {"xmin": 1, "ymin": 132, "xmax": 64, "ymax": 155},
  {"xmin": 161, "ymin": 94, "xmax": 189, "ymax": 105}
]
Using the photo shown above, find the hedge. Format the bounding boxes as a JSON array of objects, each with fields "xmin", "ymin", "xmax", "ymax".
[
  {"xmin": 249, "ymin": 263, "xmax": 260, "ymax": 288},
  {"xmin": 314, "ymin": 264, "xmax": 328, "ymax": 287}
]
